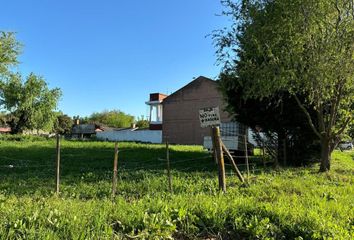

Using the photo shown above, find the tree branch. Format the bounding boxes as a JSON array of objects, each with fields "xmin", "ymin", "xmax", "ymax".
[
  {"xmin": 329, "ymin": 80, "xmax": 344, "ymax": 131},
  {"xmin": 294, "ymin": 95, "xmax": 321, "ymax": 139},
  {"xmin": 334, "ymin": 117, "xmax": 351, "ymax": 137},
  {"xmin": 335, "ymin": 0, "xmax": 342, "ymax": 34},
  {"xmin": 317, "ymin": 104, "xmax": 326, "ymax": 135}
]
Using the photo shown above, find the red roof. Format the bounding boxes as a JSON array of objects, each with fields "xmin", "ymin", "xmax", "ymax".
[{"xmin": 0, "ymin": 127, "xmax": 11, "ymax": 133}]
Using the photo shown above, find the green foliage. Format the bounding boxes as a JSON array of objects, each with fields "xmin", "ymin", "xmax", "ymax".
[
  {"xmin": 53, "ymin": 114, "xmax": 73, "ymax": 135},
  {"xmin": 348, "ymin": 123, "xmax": 354, "ymax": 139},
  {"xmin": 0, "ymin": 31, "xmax": 62, "ymax": 134},
  {"xmin": 0, "ymin": 111, "xmax": 9, "ymax": 126},
  {"xmin": 72, "ymin": 115, "xmax": 89, "ymax": 125},
  {"xmin": 136, "ymin": 115, "xmax": 149, "ymax": 128},
  {"xmin": 88, "ymin": 109, "xmax": 134, "ymax": 128},
  {"xmin": 0, "ymin": 140, "xmax": 353, "ymax": 239},
  {"xmin": 0, "ymin": 31, "xmax": 20, "ymax": 75},
  {"xmin": 0, "ymin": 133, "xmax": 48, "ymax": 142},
  {"xmin": 219, "ymin": 74, "xmax": 320, "ymax": 166},
  {"xmin": 0, "ymin": 73, "xmax": 62, "ymax": 133},
  {"xmin": 214, "ymin": 0, "xmax": 354, "ymax": 171}
]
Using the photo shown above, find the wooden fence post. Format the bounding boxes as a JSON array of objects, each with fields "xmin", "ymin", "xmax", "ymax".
[
  {"xmin": 112, "ymin": 142, "xmax": 118, "ymax": 198},
  {"xmin": 210, "ymin": 128, "xmax": 217, "ymax": 164},
  {"xmin": 221, "ymin": 142, "xmax": 245, "ymax": 183},
  {"xmin": 213, "ymin": 126, "xmax": 226, "ymax": 192},
  {"xmin": 166, "ymin": 141, "xmax": 172, "ymax": 193},
  {"xmin": 244, "ymin": 134, "xmax": 250, "ymax": 179},
  {"xmin": 56, "ymin": 134, "xmax": 61, "ymax": 195}
]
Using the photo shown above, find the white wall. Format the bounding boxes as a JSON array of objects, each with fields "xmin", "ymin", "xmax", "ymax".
[
  {"xmin": 203, "ymin": 136, "xmax": 239, "ymax": 150},
  {"xmin": 96, "ymin": 129, "xmax": 162, "ymax": 143}
]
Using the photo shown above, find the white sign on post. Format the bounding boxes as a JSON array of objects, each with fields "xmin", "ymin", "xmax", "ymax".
[{"xmin": 199, "ymin": 107, "xmax": 221, "ymax": 128}]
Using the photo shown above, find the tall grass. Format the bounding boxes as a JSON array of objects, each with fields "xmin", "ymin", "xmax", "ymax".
[{"xmin": 0, "ymin": 139, "xmax": 353, "ymax": 239}]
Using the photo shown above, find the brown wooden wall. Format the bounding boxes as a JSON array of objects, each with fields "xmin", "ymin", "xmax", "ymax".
[{"xmin": 162, "ymin": 76, "xmax": 231, "ymax": 145}]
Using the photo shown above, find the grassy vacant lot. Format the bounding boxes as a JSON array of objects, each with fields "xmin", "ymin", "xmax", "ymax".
[{"xmin": 0, "ymin": 138, "xmax": 353, "ymax": 239}]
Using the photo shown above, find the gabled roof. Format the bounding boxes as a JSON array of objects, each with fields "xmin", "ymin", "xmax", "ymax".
[
  {"xmin": 72, "ymin": 124, "xmax": 100, "ymax": 134},
  {"xmin": 163, "ymin": 76, "xmax": 216, "ymax": 103}
]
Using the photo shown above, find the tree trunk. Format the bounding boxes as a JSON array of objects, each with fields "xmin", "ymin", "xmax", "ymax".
[
  {"xmin": 9, "ymin": 112, "xmax": 27, "ymax": 134},
  {"xmin": 319, "ymin": 137, "xmax": 331, "ymax": 172}
]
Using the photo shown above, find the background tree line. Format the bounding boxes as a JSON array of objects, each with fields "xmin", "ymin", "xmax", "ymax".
[
  {"xmin": 73, "ymin": 111, "xmax": 148, "ymax": 129},
  {"xmin": 0, "ymin": 32, "xmax": 149, "ymax": 134}
]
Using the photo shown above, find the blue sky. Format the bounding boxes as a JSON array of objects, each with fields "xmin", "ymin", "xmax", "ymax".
[{"xmin": 1, "ymin": 1, "xmax": 229, "ymax": 119}]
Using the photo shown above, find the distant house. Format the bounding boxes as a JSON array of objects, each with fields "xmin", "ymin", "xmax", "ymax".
[
  {"xmin": 162, "ymin": 76, "xmax": 235, "ymax": 145},
  {"xmin": 97, "ymin": 75, "xmax": 251, "ymax": 146},
  {"xmin": 72, "ymin": 124, "xmax": 103, "ymax": 139},
  {"xmin": 0, "ymin": 127, "xmax": 11, "ymax": 134}
]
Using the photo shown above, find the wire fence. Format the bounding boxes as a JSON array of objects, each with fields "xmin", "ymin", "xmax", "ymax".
[
  {"xmin": 0, "ymin": 152, "xmax": 213, "ymax": 174},
  {"xmin": 0, "ymin": 138, "xmax": 268, "ymax": 196},
  {"xmin": 0, "ymin": 153, "xmax": 256, "ymax": 171}
]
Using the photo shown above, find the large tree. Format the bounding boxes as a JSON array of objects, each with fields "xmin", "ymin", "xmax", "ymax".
[
  {"xmin": 1, "ymin": 31, "xmax": 62, "ymax": 134},
  {"xmin": 220, "ymin": 73, "xmax": 320, "ymax": 166},
  {"xmin": 0, "ymin": 73, "xmax": 62, "ymax": 133},
  {"xmin": 214, "ymin": 0, "xmax": 354, "ymax": 171},
  {"xmin": 0, "ymin": 32, "xmax": 20, "ymax": 75},
  {"xmin": 88, "ymin": 110, "xmax": 134, "ymax": 128}
]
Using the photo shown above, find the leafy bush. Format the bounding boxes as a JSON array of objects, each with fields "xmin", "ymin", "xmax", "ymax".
[{"xmin": 0, "ymin": 134, "xmax": 49, "ymax": 142}]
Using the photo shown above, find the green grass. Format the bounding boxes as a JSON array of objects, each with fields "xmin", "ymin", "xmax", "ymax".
[{"xmin": 0, "ymin": 139, "xmax": 353, "ymax": 239}]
